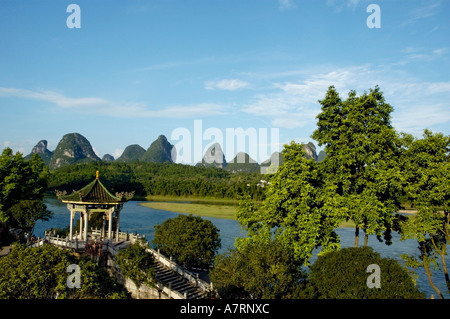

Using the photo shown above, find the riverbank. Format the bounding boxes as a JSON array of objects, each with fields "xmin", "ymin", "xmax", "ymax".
[
  {"xmin": 142, "ymin": 195, "xmax": 419, "ymax": 227},
  {"xmin": 140, "ymin": 200, "xmax": 237, "ymax": 220},
  {"xmin": 141, "ymin": 196, "xmax": 356, "ymax": 227}
]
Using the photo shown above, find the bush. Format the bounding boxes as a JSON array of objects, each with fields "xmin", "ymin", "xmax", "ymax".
[
  {"xmin": 152, "ymin": 214, "xmax": 221, "ymax": 269},
  {"xmin": 303, "ymin": 246, "xmax": 425, "ymax": 299},
  {"xmin": 210, "ymin": 238, "xmax": 306, "ymax": 299},
  {"xmin": 0, "ymin": 244, "xmax": 130, "ymax": 299}
]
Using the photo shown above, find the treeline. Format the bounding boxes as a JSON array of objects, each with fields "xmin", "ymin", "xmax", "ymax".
[{"xmin": 47, "ymin": 161, "xmax": 267, "ymax": 201}]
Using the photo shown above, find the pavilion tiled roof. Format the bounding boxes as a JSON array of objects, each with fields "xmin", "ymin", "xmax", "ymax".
[{"xmin": 58, "ymin": 172, "xmax": 133, "ymax": 204}]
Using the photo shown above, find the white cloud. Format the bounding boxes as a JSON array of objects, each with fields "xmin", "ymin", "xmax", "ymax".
[
  {"xmin": 240, "ymin": 64, "xmax": 450, "ymax": 135},
  {"xmin": 0, "ymin": 87, "xmax": 227, "ymax": 118},
  {"xmin": 204, "ymin": 79, "xmax": 249, "ymax": 91},
  {"xmin": 326, "ymin": 0, "xmax": 363, "ymax": 12},
  {"xmin": 278, "ymin": 0, "xmax": 296, "ymax": 11}
]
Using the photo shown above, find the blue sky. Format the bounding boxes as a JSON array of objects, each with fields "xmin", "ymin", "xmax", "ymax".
[{"xmin": 0, "ymin": 0, "xmax": 449, "ymax": 163}]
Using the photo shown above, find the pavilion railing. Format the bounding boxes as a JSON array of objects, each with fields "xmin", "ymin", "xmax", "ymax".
[{"xmin": 29, "ymin": 228, "xmax": 212, "ymax": 298}]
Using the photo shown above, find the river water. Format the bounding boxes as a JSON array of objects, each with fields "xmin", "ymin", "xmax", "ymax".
[{"xmin": 35, "ymin": 197, "xmax": 450, "ymax": 299}]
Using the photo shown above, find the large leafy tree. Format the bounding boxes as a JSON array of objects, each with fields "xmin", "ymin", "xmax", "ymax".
[
  {"xmin": 237, "ymin": 141, "xmax": 342, "ymax": 265},
  {"xmin": 9, "ymin": 200, "xmax": 53, "ymax": 243},
  {"xmin": 0, "ymin": 148, "xmax": 49, "ymax": 224},
  {"xmin": 152, "ymin": 214, "xmax": 221, "ymax": 269},
  {"xmin": 399, "ymin": 130, "xmax": 450, "ymax": 298},
  {"xmin": 210, "ymin": 237, "xmax": 305, "ymax": 299},
  {"xmin": 311, "ymin": 86, "xmax": 403, "ymax": 247}
]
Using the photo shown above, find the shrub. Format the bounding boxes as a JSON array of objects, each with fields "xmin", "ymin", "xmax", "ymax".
[
  {"xmin": 303, "ymin": 246, "xmax": 425, "ymax": 299},
  {"xmin": 152, "ymin": 214, "xmax": 221, "ymax": 269}
]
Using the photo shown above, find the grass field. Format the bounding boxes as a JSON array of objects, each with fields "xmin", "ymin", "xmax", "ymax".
[
  {"xmin": 140, "ymin": 195, "xmax": 367, "ymax": 227},
  {"xmin": 140, "ymin": 201, "xmax": 237, "ymax": 220}
]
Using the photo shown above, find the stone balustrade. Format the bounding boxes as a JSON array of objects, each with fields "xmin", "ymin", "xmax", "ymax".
[{"xmin": 28, "ymin": 228, "xmax": 212, "ymax": 299}]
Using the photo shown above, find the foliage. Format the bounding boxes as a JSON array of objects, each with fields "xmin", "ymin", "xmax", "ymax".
[
  {"xmin": 48, "ymin": 133, "xmax": 100, "ymax": 170},
  {"xmin": 152, "ymin": 214, "xmax": 221, "ymax": 269},
  {"xmin": 236, "ymin": 141, "xmax": 342, "ymax": 265},
  {"xmin": 48, "ymin": 160, "xmax": 266, "ymax": 201},
  {"xmin": 303, "ymin": 246, "xmax": 425, "ymax": 299},
  {"xmin": 115, "ymin": 242, "xmax": 156, "ymax": 298},
  {"xmin": 0, "ymin": 149, "xmax": 49, "ymax": 224},
  {"xmin": 0, "ymin": 244, "xmax": 130, "ymax": 299},
  {"xmin": 210, "ymin": 237, "xmax": 306, "ymax": 299},
  {"xmin": 311, "ymin": 86, "xmax": 403, "ymax": 246},
  {"xmin": 9, "ymin": 199, "xmax": 53, "ymax": 242},
  {"xmin": 399, "ymin": 129, "xmax": 450, "ymax": 298}
]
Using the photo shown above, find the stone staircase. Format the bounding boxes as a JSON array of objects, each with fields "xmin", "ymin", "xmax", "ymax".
[{"xmin": 154, "ymin": 262, "xmax": 209, "ymax": 299}]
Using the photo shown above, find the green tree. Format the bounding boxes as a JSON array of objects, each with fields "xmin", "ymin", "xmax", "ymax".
[
  {"xmin": 152, "ymin": 214, "xmax": 221, "ymax": 269},
  {"xmin": 304, "ymin": 246, "xmax": 425, "ymax": 299},
  {"xmin": 9, "ymin": 200, "xmax": 53, "ymax": 243},
  {"xmin": 115, "ymin": 242, "xmax": 156, "ymax": 299},
  {"xmin": 399, "ymin": 129, "xmax": 450, "ymax": 298},
  {"xmin": 237, "ymin": 141, "xmax": 342, "ymax": 265},
  {"xmin": 311, "ymin": 86, "xmax": 403, "ymax": 247},
  {"xmin": 210, "ymin": 238, "xmax": 305, "ymax": 299},
  {"xmin": 0, "ymin": 149, "xmax": 48, "ymax": 224},
  {"xmin": 0, "ymin": 244, "xmax": 129, "ymax": 299}
]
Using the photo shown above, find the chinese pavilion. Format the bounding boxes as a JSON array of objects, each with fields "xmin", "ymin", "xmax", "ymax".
[{"xmin": 56, "ymin": 171, "xmax": 134, "ymax": 242}]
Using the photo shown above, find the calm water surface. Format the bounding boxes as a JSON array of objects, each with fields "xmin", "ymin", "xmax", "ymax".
[{"xmin": 35, "ymin": 197, "xmax": 450, "ymax": 299}]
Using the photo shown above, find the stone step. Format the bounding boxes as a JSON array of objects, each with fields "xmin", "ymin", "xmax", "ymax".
[{"xmin": 153, "ymin": 261, "xmax": 207, "ymax": 299}]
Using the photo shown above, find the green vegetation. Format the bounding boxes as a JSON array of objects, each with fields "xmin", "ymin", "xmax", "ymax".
[
  {"xmin": 115, "ymin": 241, "xmax": 156, "ymax": 299},
  {"xmin": 115, "ymin": 144, "xmax": 146, "ymax": 162},
  {"xmin": 1, "ymin": 84, "xmax": 448, "ymax": 300},
  {"xmin": 210, "ymin": 238, "xmax": 306, "ymax": 299},
  {"xmin": 9, "ymin": 199, "xmax": 53, "ymax": 243},
  {"xmin": 49, "ymin": 133, "xmax": 100, "ymax": 170},
  {"xmin": 152, "ymin": 214, "xmax": 221, "ymax": 269},
  {"xmin": 0, "ymin": 148, "xmax": 49, "ymax": 227},
  {"xmin": 302, "ymin": 247, "xmax": 425, "ymax": 299},
  {"xmin": 312, "ymin": 85, "xmax": 404, "ymax": 248},
  {"xmin": 141, "ymin": 135, "xmax": 174, "ymax": 163},
  {"xmin": 399, "ymin": 130, "xmax": 450, "ymax": 298},
  {"xmin": 0, "ymin": 244, "xmax": 130, "ymax": 299},
  {"xmin": 141, "ymin": 201, "xmax": 237, "ymax": 220},
  {"xmin": 237, "ymin": 142, "xmax": 340, "ymax": 265},
  {"xmin": 47, "ymin": 160, "xmax": 266, "ymax": 201}
]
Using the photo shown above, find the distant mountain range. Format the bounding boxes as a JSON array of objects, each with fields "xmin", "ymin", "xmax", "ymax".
[{"xmin": 25, "ymin": 132, "xmax": 326, "ymax": 171}]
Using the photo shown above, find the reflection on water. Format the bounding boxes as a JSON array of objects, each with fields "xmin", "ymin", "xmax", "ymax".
[{"xmin": 35, "ymin": 197, "xmax": 450, "ymax": 299}]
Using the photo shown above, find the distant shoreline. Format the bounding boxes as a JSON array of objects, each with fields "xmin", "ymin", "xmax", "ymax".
[{"xmin": 141, "ymin": 196, "xmax": 419, "ymax": 228}]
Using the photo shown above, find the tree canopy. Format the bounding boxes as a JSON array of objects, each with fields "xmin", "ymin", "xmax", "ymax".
[
  {"xmin": 210, "ymin": 238, "xmax": 305, "ymax": 299},
  {"xmin": 9, "ymin": 199, "xmax": 53, "ymax": 242},
  {"xmin": 303, "ymin": 246, "xmax": 425, "ymax": 299},
  {"xmin": 311, "ymin": 85, "xmax": 403, "ymax": 247},
  {"xmin": 237, "ymin": 141, "xmax": 342, "ymax": 265},
  {"xmin": 152, "ymin": 214, "xmax": 221, "ymax": 269},
  {"xmin": 0, "ymin": 148, "xmax": 49, "ymax": 224},
  {"xmin": 399, "ymin": 129, "xmax": 450, "ymax": 298},
  {"xmin": 0, "ymin": 244, "xmax": 130, "ymax": 299}
]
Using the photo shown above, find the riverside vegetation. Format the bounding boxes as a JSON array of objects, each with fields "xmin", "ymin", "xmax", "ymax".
[{"xmin": 0, "ymin": 85, "xmax": 448, "ymax": 299}]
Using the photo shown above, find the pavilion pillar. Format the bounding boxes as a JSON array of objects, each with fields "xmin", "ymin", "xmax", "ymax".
[
  {"xmin": 79, "ymin": 214, "xmax": 83, "ymax": 238},
  {"xmin": 84, "ymin": 211, "xmax": 89, "ymax": 241},
  {"xmin": 101, "ymin": 215, "xmax": 106, "ymax": 239},
  {"xmin": 108, "ymin": 210, "xmax": 113, "ymax": 240},
  {"xmin": 69, "ymin": 209, "xmax": 74, "ymax": 240},
  {"xmin": 116, "ymin": 211, "xmax": 120, "ymax": 241}
]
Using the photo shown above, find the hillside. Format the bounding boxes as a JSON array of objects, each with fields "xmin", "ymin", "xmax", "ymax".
[
  {"xmin": 48, "ymin": 133, "xmax": 100, "ymax": 170},
  {"xmin": 141, "ymin": 135, "xmax": 174, "ymax": 163}
]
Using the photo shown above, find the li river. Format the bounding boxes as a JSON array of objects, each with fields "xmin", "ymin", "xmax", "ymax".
[{"xmin": 34, "ymin": 197, "xmax": 450, "ymax": 299}]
